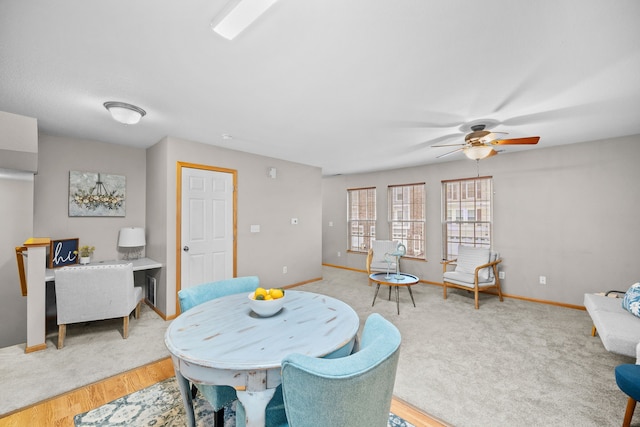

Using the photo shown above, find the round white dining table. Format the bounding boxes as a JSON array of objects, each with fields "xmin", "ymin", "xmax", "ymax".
[{"xmin": 164, "ymin": 290, "xmax": 359, "ymax": 427}]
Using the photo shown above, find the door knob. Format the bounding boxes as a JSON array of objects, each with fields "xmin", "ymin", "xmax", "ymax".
[{"xmin": 183, "ymin": 246, "xmax": 189, "ymax": 252}]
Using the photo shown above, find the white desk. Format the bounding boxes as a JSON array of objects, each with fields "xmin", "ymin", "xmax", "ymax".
[
  {"xmin": 45, "ymin": 257, "xmax": 162, "ymax": 281},
  {"xmin": 165, "ymin": 290, "xmax": 359, "ymax": 427}
]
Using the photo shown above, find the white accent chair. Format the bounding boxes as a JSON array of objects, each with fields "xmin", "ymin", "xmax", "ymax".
[
  {"xmin": 54, "ymin": 263, "xmax": 143, "ymax": 349},
  {"xmin": 366, "ymin": 240, "xmax": 400, "ymax": 284},
  {"xmin": 442, "ymin": 245, "xmax": 502, "ymax": 309}
]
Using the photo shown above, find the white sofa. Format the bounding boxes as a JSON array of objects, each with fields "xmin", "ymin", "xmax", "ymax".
[
  {"xmin": 54, "ymin": 263, "xmax": 143, "ymax": 349},
  {"xmin": 584, "ymin": 293, "xmax": 640, "ymax": 358}
]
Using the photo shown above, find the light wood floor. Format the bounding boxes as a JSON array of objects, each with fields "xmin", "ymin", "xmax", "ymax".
[{"xmin": 0, "ymin": 357, "xmax": 446, "ymax": 427}]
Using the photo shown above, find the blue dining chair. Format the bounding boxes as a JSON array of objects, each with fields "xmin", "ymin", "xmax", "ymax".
[
  {"xmin": 615, "ymin": 363, "xmax": 640, "ymax": 427},
  {"xmin": 237, "ymin": 313, "xmax": 401, "ymax": 427},
  {"xmin": 234, "ymin": 317, "xmax": 359, "ymax": 427},
  {"xmin": 283, "ymin": 313, "xmax": 401, "ymax": 426},
  {"xmin": 177, "ymin": 276, "xmax": 260, "ymax": 427}
]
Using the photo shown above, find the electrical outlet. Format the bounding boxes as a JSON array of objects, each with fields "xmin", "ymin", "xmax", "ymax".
[
  {"xmin": 499, "ymin": 271, "xmax": 505, "ymax": 279},
  {"xmin": 283, "ymin": 266, "xmax": 287, "ymax": 274},
  {"xmin": 539, "ymin": 275, "xmax": 547, "ymax": 285},
  {"xmin": 337, "ymin": 251, "xmax": 341, "ymax": 257}
]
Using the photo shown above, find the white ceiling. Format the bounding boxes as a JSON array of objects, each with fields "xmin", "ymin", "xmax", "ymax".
[{"xmin": 1, "ymin": 1, "xmax": 639, "ymax": 176}]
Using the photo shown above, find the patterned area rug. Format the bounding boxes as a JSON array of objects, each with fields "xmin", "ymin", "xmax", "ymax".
[{"xmin": 74, "ymin": 377, "xmax": 414, "ymax": 426}]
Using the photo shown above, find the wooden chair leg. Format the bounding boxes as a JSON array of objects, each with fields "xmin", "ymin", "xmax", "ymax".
[
  {"xmin": 443, "ymin": 282, "xmax": 448, "ymax": 300},
  {"xmin": 591, "ymin": 325, "xmax": 597, "ymax": 337},
  {"xmin": 495, "ymin": 281, "xmax": 504, "ymax": 302},
  {"xmin": 474, "ymin": 288, "xmax": 480, "ymax": 309},
  {"xmin": 623, "ymin": 397, "xmax": 636, "ymax": 427},
  {"xmin": 57, "ymin": 324, "xmax": 66, "ymax": 349},
  {"xmin": 135, "ymin": 301, "xmax": 141, "ymax": 319},
  {"xmin": 123, "ymin": 316, "xmax": 129, "ymax": 339}
]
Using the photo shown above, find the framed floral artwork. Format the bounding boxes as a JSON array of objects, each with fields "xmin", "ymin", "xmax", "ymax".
[{"xmin": 69, "ymin": 170, "xmax": 126, "ymax": 217}]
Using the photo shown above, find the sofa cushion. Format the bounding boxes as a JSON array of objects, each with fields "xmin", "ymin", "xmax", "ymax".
[
  {"xmin": 622, "ymin": 282, "xmax": 640, "ymax": 318},
  {"xmin": 584, "ymin": 293, "xmax": 640, "ymax": 358},
  {"xmin": 455, "ymin": 246, "xmax": 491, "ymax": 280},
  {"xmin": 443, "ymin": 270, "xmax": 496, "ymax": 287}
]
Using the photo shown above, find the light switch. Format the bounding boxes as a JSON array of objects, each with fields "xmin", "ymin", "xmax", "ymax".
[{"xmin": 250, "ymin": 225, "xmax": 260, "ymax": 233}]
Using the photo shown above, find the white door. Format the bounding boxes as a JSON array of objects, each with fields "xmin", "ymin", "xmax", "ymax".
[{"xmin": 180, "ymin": 166, "xmax": 235, "ymax": 291}]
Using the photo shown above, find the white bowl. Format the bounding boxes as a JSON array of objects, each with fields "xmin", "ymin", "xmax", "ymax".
[{"xmin": 248, "ymin": 292, "xmax": 286, "ymax": 317}]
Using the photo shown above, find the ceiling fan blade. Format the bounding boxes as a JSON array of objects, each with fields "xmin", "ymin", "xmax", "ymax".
[
  {"xmin": 426, "ymin": 132, "xmax": 464, "ymax": 147},
  {"xmin": 486, "ymin": 149, "xmax": 499, "ymax": 158},
  {"xmin": 431, "ymin": 142, "xmax": 466, "ymax": 148},
  {"xmin": 492, "ymin": 136, "xmax": 540, "ymax": 145},
  {"xmin": 385, "ymin": 111, "xmax": 465, "ymax": 129},
  {"xmin": 384, "ymin": 119, "xmax": 460, "ymax": 129},
  {"xmin": 436, "ymin": 148, "xmax": 463, "ymax": 159}
]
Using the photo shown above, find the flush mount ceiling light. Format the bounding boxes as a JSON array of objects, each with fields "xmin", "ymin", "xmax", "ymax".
[
  {"xmin": 211, "ymin": 0, "xmax": 279, "ymax": 40},
  {"xmin": 103, "ymin": 101, "xmax": 146, "ymax": 125},
  {"xmin": 463, "ymin": 145, "xmax": 494, "ymax": 160}
]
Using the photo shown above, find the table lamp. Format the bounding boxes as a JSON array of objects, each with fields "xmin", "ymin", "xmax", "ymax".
[{"xmin": 118, "ymin": 227, "xmax": 146, "ymax": 260}]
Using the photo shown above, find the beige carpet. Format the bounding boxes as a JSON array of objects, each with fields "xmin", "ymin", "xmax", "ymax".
[
  {"xmin": 301, "ymin": 267, "xmax": 634, "ymax": 427},
  {"xmin": 1, "ymin": 266, "xmax": 635, "ymax": 426}
]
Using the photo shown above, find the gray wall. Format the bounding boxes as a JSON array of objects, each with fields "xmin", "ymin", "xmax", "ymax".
[
  {"xmin": 0, "ymin": 172, "xmax": 34, "ymax": 347},
  {"xmin": 148, "ymin": 136, "xmax": 323, "ymax": 318},
  {"xmin": 322, "ymin": 135, "xmax": 640, "ymax": 306},
  {"xmin": 34, "ymin": 134, "xmax": 147, "ymax": 261},
  {"xmin": 0, "ymin": 111, "xmax": 37, "ymax": 347}
]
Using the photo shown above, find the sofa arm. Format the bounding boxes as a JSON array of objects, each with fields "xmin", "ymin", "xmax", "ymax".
[{"xmin": 637, "ymin": 342, "xmax": 640, "ymax": 365}]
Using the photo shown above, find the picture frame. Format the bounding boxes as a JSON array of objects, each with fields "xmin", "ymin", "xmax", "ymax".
[
  {"xmin": 69, "ymin": 170, "xmax": 126, "ymax": 217},
  {"xmin": 49, "ymin": 238, "xmax": 79, "ymax": 268}
]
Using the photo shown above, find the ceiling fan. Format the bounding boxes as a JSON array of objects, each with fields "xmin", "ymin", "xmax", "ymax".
[{"xmin": 433, "ymin": 124, "xmax": 540, "ymax": 160}]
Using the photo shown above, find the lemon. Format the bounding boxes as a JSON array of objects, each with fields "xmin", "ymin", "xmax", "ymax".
[
  {"xmin": 270, "ymin": 288, "xmax": 284, "ymax": 299},
  {"xmin": 255, "ymin": 294, "xmax": 265, "ymax": 300},
  {"xmin": 264, "ymin": 295, "xmax": 273, "ymax": 300},
  {"xmin": 254, "ymin": 288, "xmax": 267, "ymax": 299}
]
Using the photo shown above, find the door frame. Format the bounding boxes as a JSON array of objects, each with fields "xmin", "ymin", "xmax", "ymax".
[{"xmin": 175, "ymin": 161, "xmax": 237, "ymax": 315}]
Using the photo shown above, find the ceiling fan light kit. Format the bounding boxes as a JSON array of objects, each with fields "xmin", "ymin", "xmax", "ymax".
[
  {"xmin": 211, "ymin": 0, "xmax": 279, "ymax": 40},
  {"xmin": 433, "ymin": 123, "xmax": 540, "ymax": 160},
  {"xmin": 103, "ymin": 102, "xmax": 146, "ymax": 125},
  {"xmin": 463, "ymin": 145, "xmax": 494, "ymax": 160}
]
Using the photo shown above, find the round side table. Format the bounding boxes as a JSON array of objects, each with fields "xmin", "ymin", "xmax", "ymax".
[{"xmin": 369, "ymin": 272, "xmax": 418, "ymax": 314}]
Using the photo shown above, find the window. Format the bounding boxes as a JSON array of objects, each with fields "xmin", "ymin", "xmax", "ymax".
[
  {"xmin": 442, "ymin": 176, "xmax": 492, "ymax": 260},
  {"xmin": 388, "ymin": 183, "xmax": 425, "ymax": 258},
  {"xmin": 347, "ymin": 187, "xmax": 376, "ymax": 252}
]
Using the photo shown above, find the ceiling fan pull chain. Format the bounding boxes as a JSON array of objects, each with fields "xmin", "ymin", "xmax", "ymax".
[{"xmin": 476, "ymin": 159, "xmax": 480, "ymax": 177}]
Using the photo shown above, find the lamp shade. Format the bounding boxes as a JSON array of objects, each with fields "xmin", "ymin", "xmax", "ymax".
[
  {"xmin": 463, "ymin": 145, "xmax": 493, "ymax": 160},
  {"xmin": 118, "ymin": 227, "xmax": 146, "ymax": 247}
]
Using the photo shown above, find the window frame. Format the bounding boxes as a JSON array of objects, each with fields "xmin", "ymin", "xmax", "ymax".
[
  {"xmin": 442, "ymin": 176, "xmax": 493, "ymax": 260},
  {"xmin": 347, "ymin": 187, "xmax": 376, "ymax": 253},
  {"xmin": 387, "ymin": 183, "xmax": 426, "ymax": 260}
]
